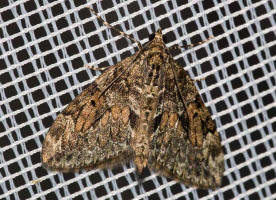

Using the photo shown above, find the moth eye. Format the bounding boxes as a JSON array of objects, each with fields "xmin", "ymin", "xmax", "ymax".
[
  {"xmin": 91, "ymin": 100, "xmax": 96, "ymax": 106},
  {"xmin": 149, "ymin": 33, "xmax": 155, "ymax": 41}
]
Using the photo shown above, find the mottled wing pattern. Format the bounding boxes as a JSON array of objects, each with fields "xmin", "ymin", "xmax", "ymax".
[
  {"xmin": 41, "ymin": 55, "xmax": 140, "ymax": 171},
  {"xmin": 41, "ymin": 24, "xmax": 224, "ymax": 189},
  {"xmin": 149, "ymin": 58, "xmax": 224, "ymax": 189}
]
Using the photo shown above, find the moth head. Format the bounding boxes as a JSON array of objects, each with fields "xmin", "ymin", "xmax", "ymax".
[{"xmin": 148, "ymin": 28, "xmax": 167, "ymax": 43}]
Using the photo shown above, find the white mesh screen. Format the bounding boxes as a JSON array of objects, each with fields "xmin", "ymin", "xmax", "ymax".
[{"xmin": 1, "ymin": 0, "xmax": 276, "ymax": 199}]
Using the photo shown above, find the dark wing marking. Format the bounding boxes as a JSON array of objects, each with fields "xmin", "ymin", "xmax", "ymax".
[{"xmin": 149, "ymin": 59, "xmax": 224, "ymax": 189}]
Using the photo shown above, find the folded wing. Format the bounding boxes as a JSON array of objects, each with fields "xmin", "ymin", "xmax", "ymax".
[
  {"xmin": 149, "ymin": 59, "xmax": 224, "ymax": 189},
  {"xmin": 41, "ymin": 56, "xmax": 139, "ymax": 171}
]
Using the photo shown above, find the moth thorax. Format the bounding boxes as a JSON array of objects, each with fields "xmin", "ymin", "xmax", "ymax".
[{"xmin": 148, "ymin": 53, "xmax": 165, "ymax": 68}]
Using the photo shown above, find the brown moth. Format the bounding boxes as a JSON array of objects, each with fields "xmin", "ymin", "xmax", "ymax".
[{"xmin": 41, "ymin": 7, "xmax": 224, "ymax": 189}]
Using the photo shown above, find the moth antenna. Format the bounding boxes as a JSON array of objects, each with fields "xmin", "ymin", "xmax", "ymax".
[
  {"xmin": 169, "ymin": 36, "xmax": 214, "ymax": 51},
  {"xmin": 87, "ymin": 6, "xmax": 142, "ymax": 49}
]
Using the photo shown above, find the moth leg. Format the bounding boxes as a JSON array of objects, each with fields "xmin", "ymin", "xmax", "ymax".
[
  {"xmin": 84, "ymin": 64, "xmax": 111, "ymax": 72},
  {"xmin": 192, "ymin": 76, "xmax": 206, "ymax": 83},
  {"xmin": 169, "ymin": 36, "xmax": 214, "ymax": 51}
]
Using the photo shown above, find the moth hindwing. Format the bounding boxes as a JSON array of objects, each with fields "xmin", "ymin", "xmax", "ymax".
[{"xmin": 41, "ymin": 7, "xmax": 224, "ymax": 189}]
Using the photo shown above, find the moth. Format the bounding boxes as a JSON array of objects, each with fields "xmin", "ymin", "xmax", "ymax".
[{"xmin": 41, "ymin": 7, "xmax": 224, "ymax": 189}]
